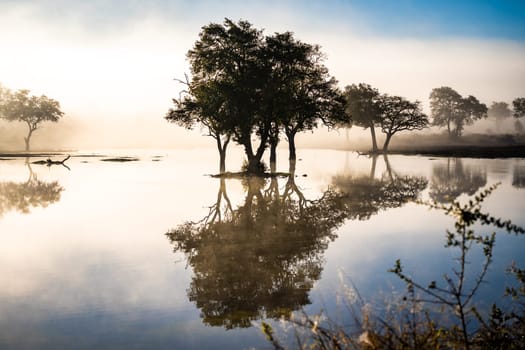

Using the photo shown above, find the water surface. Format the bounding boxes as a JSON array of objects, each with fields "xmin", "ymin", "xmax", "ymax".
[{"xmin": 0, "ymin": 149, "xmax": 523, "ymax": 349}]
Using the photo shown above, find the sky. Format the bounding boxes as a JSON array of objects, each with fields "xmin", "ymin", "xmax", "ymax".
[{"xmin": 0, "ymin": 0, "xmax": 524, "ymax": 149}]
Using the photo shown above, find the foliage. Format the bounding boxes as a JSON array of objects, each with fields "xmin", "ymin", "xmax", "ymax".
[
  {"xmin": 379, "ymin": 96, "xmax": 429, "ymax": 151},
  {"xmin": 167, "ymin": 19, "xmax": 344, "ymax": 173},
  {"xmin": 430, "ymin": 87, "xmax": 487, "ymax": 137},
  {"xmin": 343, "ymin": 83, "xmax": 383, "ymax": 152},
  {"xmin": 0, "ymin": 88, "xmax": 64, "ymax": 151},
  {"xmin": 343, "ymin": 84, "xmax": 429, "ymax": 153},
  {"xmin": 264, "ymin": 32, "xmax": 346, "ymax": 162},
  {"xmin": 513, "ymin": 98, "xmax": 525, "ymax": 119},
  {"xmin": 389, "ymin": 184, "xmax": 524, "ymax": 349},
  {"xmin": 261, "ymin": 185, "xmax": 524, "ymax": 350},
  {"xmin": 488, "ymin": 101, "xmax": 512, "ymax": 120}
]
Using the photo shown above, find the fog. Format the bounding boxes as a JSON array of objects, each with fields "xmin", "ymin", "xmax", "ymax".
[{"xmin": 0, "ymin": 1, "xmax": 524, "ymax": 151}]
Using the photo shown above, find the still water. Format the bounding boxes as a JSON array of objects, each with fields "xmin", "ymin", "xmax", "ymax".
[{"xmin": 0, "ymin": 148, "xmax": 524, "ymax": 349}]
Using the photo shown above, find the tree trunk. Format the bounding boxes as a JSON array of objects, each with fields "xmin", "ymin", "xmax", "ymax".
[
  {"xmin": 288, "ymin": 159, "xmax": 296, "ymax": 175},
  {"xmin": 447, "ymin": 120, "xmax": 451, "ymax": 137},
  {"xmin": 369, "ymin": 155, "xmax": 378, "ymax": 179},
  {"xmin": 24, "ymin": 137, "xmax": 30, "ymax": 152},
  {"xmin": 287, "ymin": 131, "xmax": 296, "ymax": 162},
  {"xmin": 219, "ymin": 150, "xmax": 226, "ymax": 174},
  {"xmin": 270, "ymin": 141, "xmax": 277, "ymax": 173},
  {"xmin": 25, "ymin": 124, "xmax": 34, "ymax": 152},
  {"xmin": 215, "ymin": 134, "xmax": 230, "ymax": 174},
  {"xmin": 382, "ymin": 134, "xmax": 392, "ymax": 152},
  {"xmin": 369, "ymin": 124, "xmax": 378, "ymax": 152},
  {"xmin": 242, "ymin": 127, "xmax": 269, "ymax": 174}
]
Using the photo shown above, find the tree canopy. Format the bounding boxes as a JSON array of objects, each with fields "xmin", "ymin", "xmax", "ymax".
[
  {"xmin": 343, "ymin": 83, "xmax": 428, "ymax": 153},
  {"xmin": 379, "ymin": 96, "xmax": 428, "ymax": 151},
  {"xmin": 429, "ymin": 87, "xmax": 487, "ymax": 137},
  {"xmin": 166, "ymin": 18, "xmax": 344, "ymax": 174},
  {"xmin": 0, "ymin": 88, "xmax": 64, "ymax": 151},
  {"xmin": 488, "ymin": 101, "xmax": 512, "ymax": 120},
  {"xmin": 513, "ymin": 98, "xmax": 525, "ymax": 119},
  {"xmin": 343, "ymin": 83, "xmax": 383, "ymax": 152}
]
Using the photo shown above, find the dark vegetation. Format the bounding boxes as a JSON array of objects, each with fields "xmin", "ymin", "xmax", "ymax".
[
  {"xmin": 164, "ymin": 20, "xmax": 525, "ymax": 172},
  {"xmin": 381, "ymin": 134, "xmax": 525, "ymax": 158},
  {"xmin": 165, "ymin": 19, "xmax": 346, "ymax": 174},
  {"xmin": 259, "ymin": 185, "xmax": 525, "ymax": 350}
]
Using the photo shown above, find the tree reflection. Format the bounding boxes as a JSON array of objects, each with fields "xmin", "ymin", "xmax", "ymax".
[
  {"xmin": 331, "ymin": 155, "xmax": 428, "ymax": 220},
  {"xmin": 166, "ymin": 156, "xmax": 427, "ymax": 329},
  {"xmin": 167, "ymin": 174, "xmax": 347, "ymax": 329},
  {"xmin": 430, "ymin": 158, "xmax": 487, "ymax": 202},
  {"xmin": 0, "ymin": 163, "xmax": 63, "ymax": 218},
  {"xmin": 513, "ymin": 163, "xmax": 525, "ymax": 189}
]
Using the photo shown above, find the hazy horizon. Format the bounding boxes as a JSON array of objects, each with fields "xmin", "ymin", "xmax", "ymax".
[{"xmin": 1, "ymin": 0, "xmax": 524, "ymax": 150}]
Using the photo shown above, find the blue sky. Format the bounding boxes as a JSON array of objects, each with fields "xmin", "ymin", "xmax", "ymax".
[{"xmin": 1, "ymin": 0, "xmax": 524, "ymax": 40}]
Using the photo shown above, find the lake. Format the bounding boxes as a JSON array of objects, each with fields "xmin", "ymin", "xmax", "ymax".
[{"xmin": 0, "ymin": 148, "xmax": 524, "ymax": 349}]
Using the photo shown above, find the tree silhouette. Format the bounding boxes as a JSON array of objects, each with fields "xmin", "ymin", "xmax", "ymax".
[
  {"xmin": 0, "ymin": 163, "xmax": 63, "ymax": 218},
  {"xmin": 0, "ymin": 89, "xmax": 64, "ymax": 151},
  {"xmin": 263, "ymin": 32, "xmax": 345, "ymax": 170},
  {"xmin": 430, "ymin": 87, "xmax": 487, "ymax": 137},
  {"xmin": 488, "ymin": 101, "xmax": 512, "ymax": 132},
  {"xmin": 379, "ymin": 96, "xmax": 428, "ymax": 152},
  {"xmin": 166, "ymin": 77, "xmax": 232, "ymax": 173},
  {"xmin": 343, "ymin": 83, "xmax": 382, "ymax": 152},
  {"xmin": 166, "ymin": 174, "xmax": 347, "ymax": 329},
  {"xmin": 513, "ymin": 98, "xmax": 525, "ymax": 119},
  {"xmin": 168, "ymin": 19, "xmax": 344, "ymax": 174},
  {"xmin": 429, "ymin": 158, "xmax": 487, "ymax": 202}
]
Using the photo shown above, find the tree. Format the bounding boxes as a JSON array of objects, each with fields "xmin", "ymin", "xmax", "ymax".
[
  {"xmin": 430, "ymin": 87, "xmax": 487, "ymax": 137},
  {"xmin": 379, "ymin": 96, "xmax": 429, "ymax": 152},
  {"xmin": 166, "ymin": 77, "xmax": 232, "ymax": 173},
  {"xmin": 343, "ymin": 83, "xmax": 383, "ymax": 152},
  {"xmin": 488, "ymin": 101, "xmax": 512, "ymax": 132},
  {"xmin": 513, "ymin": 98, "xmax": 525, "ymax": 118},
  {"xmin": 1, "ymin": 89, "xmax": 64, "ymax": 151},
  {"xmin": 170, "ymin": 19, "xmax": 345, "ymax": 174},
  {"xmin": 515, "ymin": 120, "xmax": 524, "ymax": 135},
  {"xmin": 488, "ymin": 101, "xmax": 512, "ymax": 120},
  {"xmin": 184, "ymin": 19, "xmax": 269, "ymax": 174},
  {"xmin": 263, "ymin": 32, "xmax": 345, "ymax": 172}
]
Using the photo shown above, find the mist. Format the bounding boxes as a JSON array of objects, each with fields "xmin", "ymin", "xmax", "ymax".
[{"xmin": 0, "ymin": 1, "xmax": 524, "ymax": 151}]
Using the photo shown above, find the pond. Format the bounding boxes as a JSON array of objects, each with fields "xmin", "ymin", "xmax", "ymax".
[{"xmin": 0, "ymin": 148, "xmax": 524, "ymax": 349}]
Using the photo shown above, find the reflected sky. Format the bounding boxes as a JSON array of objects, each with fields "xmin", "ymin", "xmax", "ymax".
[{"xmin": 0, "ymin": 149, "xmax": 524, "ymax": 349}]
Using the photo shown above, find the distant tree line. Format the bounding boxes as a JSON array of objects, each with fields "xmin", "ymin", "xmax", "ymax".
[{"xmin": 166, "ymin": 19, "xmax": 525, "ymax": 174}]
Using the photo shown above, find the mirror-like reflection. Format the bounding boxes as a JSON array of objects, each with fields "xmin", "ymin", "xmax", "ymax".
[
  {"xmin": 513, "ymin": 163, "xmax": 525, "ymax": 189},
  {"xmin": 167, "ymin": 155, "xmax": 428, "ymax": 329},
  {"xmin": 430, "ymin": 158, "xmax": 487, "ymax": 202},
  {"xmin": 0, "ymin": 162, "xmax": 63, "ymax": 218},
  {"xmin": 167, "ymin": 175, "xmax": 346, "ymax": 329},
  {"xmin": 331, "ymin": 155, "xmax": 428, "ymax": 220}
]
